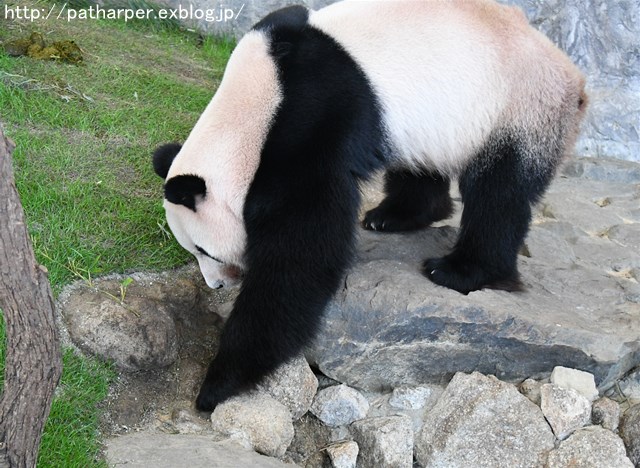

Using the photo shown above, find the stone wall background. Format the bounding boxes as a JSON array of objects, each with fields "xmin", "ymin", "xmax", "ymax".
[{"xmin": 148, "ymin": 0, "xmax": 639, "ymax": 162}]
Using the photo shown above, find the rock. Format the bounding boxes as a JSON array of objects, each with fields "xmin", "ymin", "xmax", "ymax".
[
  {"xmin": 415, "ymin": 372, "xmax": 555, "ymax": 467},
  {"xmin": 351, "ymin": 416, "xmax": 413, "ymax": 468},
  {"xmin": 258, "ymin": 355, "xmax": 318, "ymax": 420},
  {"xmin": 540, "ymin": 384, "xmax": 591, "ymax": 440},
  {"xmin": 550, "ymin": 366, "xmax": 599, "ymax": 402},
  {"xmin": 518, "ymin": 378, "xmax": 544, "ymax": 406},
  {"xmin": 325, "ymin": 440, "xmax": 359, "ymax": 468},
  {"xmin": 546, "ymin": 425, "xmax": 634, "ymax": 468},
  {"xmin": 170, "ymin": 408, "xmax": 210, "ymax": 434},
  {"xmin": 523, "ymin": 227, "xmax": 576, "ymax": 267},
  {"xmin": 562, "ymin": 157, "xmax": 640, "ymax": 184},
  {"xmin": 210, "ymin": 393, "xmax": 294, "ymax": 458},
  {"xmin": 591, "ymin": 397, "xmax": 620, "ymax": 431},
  {"xmin": 105, "ymin": 432, "xmax": 291, "ymax": 467},
  {"xmin": 388, "ymin": 386, "xmax": 431, "ymax": 410},
  {"xmin": 620, "ymin": 403, "xmax": 640, "ymax": 466},
  {"xmin": 62, "ymin": 286, "xmax": 178, "ymax": 371},
  {"xmin": 284, "ymin": 413, "xmax": 332, "ymax": 466},
  {"xmin": 310, "ymin": 384, "xmax": 369, "ymax": 427},
  {"xmin": 618, "ymin": 368, "xmax": 640, "ymax": 400},
  {"xmin": 307, "ymin": 169, "xmax": 640, "ymax": 393}
]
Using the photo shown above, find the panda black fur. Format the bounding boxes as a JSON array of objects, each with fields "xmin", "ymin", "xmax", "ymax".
[{"xmin": 153, "ymin": 0, "xmax": 587, "ymax": 411}]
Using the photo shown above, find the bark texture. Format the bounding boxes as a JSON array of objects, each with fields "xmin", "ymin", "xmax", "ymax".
[{"xmin": 0, "ymin": 127, "xmax": 62, "ymax": 467}]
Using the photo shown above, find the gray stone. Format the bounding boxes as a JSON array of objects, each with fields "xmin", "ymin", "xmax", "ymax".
[
  {"xmin": 620, "ymin": 403, "xmax": 640, "ymax": 466},
  {"xmin": 618, "ymin": 368, "xmax": 640, "ymax": 401},
  {"xmin": 415, "ymin": 372, "xmax": 555, "ymax": 468},
  {"xmin": 540, "ymin": 384, "xmax": 592, "ymax": 440},
  {"xmin": 591, "ymin": 397, "xmax": 620, "ymax": 432},
  {"xmin": 310, "ymin": 384, "xmax": 369, "ymax": 427},
  {"xmin": 170, "ymin": 408, "xmax": 210, "ymax": 434},
  {"xmin": 61, "ymin": 285, "xmax": 178, "ymax": 371},
  {"xmin": 364, "ymin": 387, "xmax": 444, "ymax": 435},
  {"xmin": 388, "ymin": 386, "xmax": 431, "ymax": 410},
  {"xmin": 522, "ymin": 227, "xmax": 576, "ymax": 267},
  {"xmin": 258, "ymin": 355, "xmax": 319, "ymax": 420},
  {"xmin": 351, "ymin": 416, "xmax": 413, "ymax": 468},
  {"xmin": 307, "ymin": 167, "xmax": 640, "ymax": 393},
  {"xmin": 325, "ymin": 440, "xmax": 358, "ymax": 468},
  {"xmin": 550, "ymin": 366, "xmax": 599, "ymax": 402},
  {"xmin": 210, "ymin": 393, "xmax": 294, "ymax": 458},
  {"xmin": 105, "ymin": 432, "xmax": 291, "ymax": 467},
  {"xmin": 546, "ymin": 425, "xmax": 634, "ymax": 468},
  {"xmin": 284, "ymin": 413, "xmax": 332, "ymax": 466},
  {"xmin": 519, "ymin": 378, "xmax": 544, "ymax": 406},
  {"xmin": 562, "ymin": 157, "xmax": 640, "ymax": 184}
]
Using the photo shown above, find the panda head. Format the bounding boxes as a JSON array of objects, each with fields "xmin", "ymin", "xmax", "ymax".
[
  {"xmin": 152, "ymin": 30, "xmax": 282, "ymax": 290},
  {"xmin": 153, "ymin": 143, "xmax": 245, "ymax": 289}
]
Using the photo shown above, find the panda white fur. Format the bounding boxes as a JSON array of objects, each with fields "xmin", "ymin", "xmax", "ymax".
[{"xmin": 153, "ymin": 0, "xmax": 587, "ymax": 410}]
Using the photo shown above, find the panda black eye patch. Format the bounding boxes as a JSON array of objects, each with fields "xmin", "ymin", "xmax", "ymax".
[{"xmin": 196, "ymin": 246, "xmax": 223, "ymax": 264}]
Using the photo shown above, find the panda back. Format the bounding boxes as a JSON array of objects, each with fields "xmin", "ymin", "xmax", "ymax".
[{"xmin": 309, "ymin": 0, "xmax": 584, "ymax": 175}]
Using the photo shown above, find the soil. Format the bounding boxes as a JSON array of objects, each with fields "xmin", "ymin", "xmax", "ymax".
[{"xmin": 56, "ymin": 266, "xmax": 236, "ymax": 438}]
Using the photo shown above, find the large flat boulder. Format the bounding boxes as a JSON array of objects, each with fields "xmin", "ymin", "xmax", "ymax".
[
  {"xmin": 106, "ymin": 432, "xmax": 291, "ymax": 467},
  {"xmin": 307, "ymin": 158, "xmax": 640, "ymax": 392}
]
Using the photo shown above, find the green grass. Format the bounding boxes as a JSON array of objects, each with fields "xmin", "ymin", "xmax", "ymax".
[
  {"xmin": 40, "ymin": 350, "xmax": 116, "ymax": 467},
  {"xmin": 1, "ymin": 2, "xmax": 234, "ymax": 466}
]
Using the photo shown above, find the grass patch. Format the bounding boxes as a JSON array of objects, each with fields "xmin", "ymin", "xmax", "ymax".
[
  {"xmin": 40, "ymin": 351, "xmax": 116, "ymax": 467},
  {"xmin": 1, "ymin": 2, "xmax": 234, "ymax": 466}
]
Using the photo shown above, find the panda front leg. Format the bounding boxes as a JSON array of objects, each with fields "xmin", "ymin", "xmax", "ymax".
[
  {"xmin": 363, "ymin": 168, "xmax": 453, "ymax": 232},
  {"xmin": 423, "ymin": 137, "xmax": 555, "ymax": 294},
  {"xmin": 196, "ymin": 177, "xmax": 359, "ymax": 411}
]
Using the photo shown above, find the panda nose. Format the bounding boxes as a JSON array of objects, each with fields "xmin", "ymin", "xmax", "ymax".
[{"xmin": 210, "ymin": 279, "xmax": 225, "ymax": 289}]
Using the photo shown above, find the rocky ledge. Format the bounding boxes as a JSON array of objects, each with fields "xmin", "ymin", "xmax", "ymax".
[
  {"xmin": 309, "ymin": 157, "xmax": 640, "ymax": 392},
  {"xmin": 55, "ymin": 156, "xmax": 640, "ymax": 467}
]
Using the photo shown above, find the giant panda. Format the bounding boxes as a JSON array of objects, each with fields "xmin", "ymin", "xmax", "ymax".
[{"xmin": 153, "ymin": 0, "xmax": 587, "ymax": 411}]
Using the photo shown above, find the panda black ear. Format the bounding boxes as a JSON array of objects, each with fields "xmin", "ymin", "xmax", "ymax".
[
  {"xmin": 153, "ymin": 143, "xmax": 182, "ymax": 179},
  {"xmin": 164, "ymin": 175, "xmax": 206, "ymax": 212}
]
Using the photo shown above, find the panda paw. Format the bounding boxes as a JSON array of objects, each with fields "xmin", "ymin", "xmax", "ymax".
[
  {"xmin": 195, "ymin": 365, "xmax": 240, "ymax": 412},
  {"xmin": 362, "ymin": 206, "xmax": 432, "ymax": 232},
  {"xmin": 422, "ymin": 256, "xmax": 522, "ymax": 294}
]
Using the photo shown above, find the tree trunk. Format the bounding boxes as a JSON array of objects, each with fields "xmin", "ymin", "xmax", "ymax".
[{"xmin": 0, "ymin": 126, "xmax": 62, "ymax": 467}]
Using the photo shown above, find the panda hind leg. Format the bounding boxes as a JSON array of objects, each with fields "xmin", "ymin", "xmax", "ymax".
[
  {"xmin": 423, "ymin": 135, "xmax": 556, "ymax": 294},
  {"xmin": 362, "ymin": 168, "xmax": 453, "ymax": 232}
]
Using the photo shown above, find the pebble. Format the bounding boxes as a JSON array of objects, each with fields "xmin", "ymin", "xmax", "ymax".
[
  {"xmin": 550, "ymin": 366, "xmax": 599, "ymax": 402},
  {"xmin": 258, "ymin": 355, "xmax": 318, "ymax": 420},
  {"xmin": 351, "ymin": 416, "xmax": 413, "ymax": 468},
  {"xmin": 210, "ymin": 393, "xmax": 294, "ymax": 458},
  {"xmin": 310, "ymin": 384, "xmax": 369, "ymax": 427},
  {"xmin": 591, "ymin": 397, "xmax": 620, "ymax": 431},
  {"xmin": 546, "ymin": 425, "xmax": 633, "ymax": 468},
  {"xmin": 325, "ymin": 440, "xmax": 359, "ymax": 468},
  {"xmin": 388, "ymin": 386, "xmax": 431, "ymax": 410},
  {"xmin": 620, "ymin": 403, "xmax": 640, "ymax": 466},
  {"xmin": 540, "ymin": 384, "xmax": 592, "ymax": 440}
]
